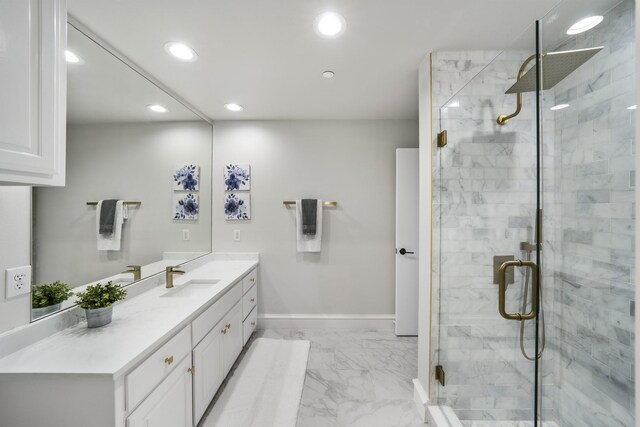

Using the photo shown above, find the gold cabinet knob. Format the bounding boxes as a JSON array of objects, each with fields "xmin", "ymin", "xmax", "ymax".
[
  {"xmin": 221, "ymin": 327, "xmax": 227, "ymax": 334},
  {"xmin": 250, "ymin": 277, "xmax": 255, "ymax": 282},
  {"xmin": 226, "ymin": 323, "xmax": 231, "ymax": 329},
  {"xmin": 164, "ymin": 356, "xmax": 174, "ymax": 365},
  {"xmin": 250, "ymin": 298, "xmax": 255, "ymax": 303},
  {"xmin": 187, "ymin": 367, "xmax": 195, "ymax": 375},
  {"xmin": 251, "ymin": 321, "xmax": 256, "ymax": 326}
]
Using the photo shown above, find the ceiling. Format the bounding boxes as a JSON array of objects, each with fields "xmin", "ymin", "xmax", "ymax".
[{"xmin": 67, "ymin": 0, "xmax": 618, "ymax": 121}]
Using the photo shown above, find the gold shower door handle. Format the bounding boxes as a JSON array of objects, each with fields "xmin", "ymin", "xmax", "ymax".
[{"xmin": 498, "ymin": 260, "xmax": 538, "ymax": 321}]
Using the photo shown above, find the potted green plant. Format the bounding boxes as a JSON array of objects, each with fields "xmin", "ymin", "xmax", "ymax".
[
  {"xmin": 75, "ymin": 281, "xmax": 127, "ymax": 328},
  {"xmin": 31, "ymin": 281, "xmax": 74, "ymax": 318}
]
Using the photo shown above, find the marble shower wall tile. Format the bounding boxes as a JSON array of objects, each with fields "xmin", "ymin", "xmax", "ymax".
[{"xmin": 549, "ymin": 2, "xmax": 636, "ymax": 426}]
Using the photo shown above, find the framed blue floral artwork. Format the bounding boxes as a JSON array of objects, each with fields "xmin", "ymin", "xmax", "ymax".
[
  {"xmin": 224, "ymin": 164, "xmax": 250, "ymax": 191},
  {"xmin": 173, "ymin": 164, "xmax": 200, "ymax": 191},
  {"xmin": 173, "ymin": 193, "xmax": 199, "ymax": 220},
  {"xmin": 224, "ymin": 193, "xmax": 250, "ymax": 220}
]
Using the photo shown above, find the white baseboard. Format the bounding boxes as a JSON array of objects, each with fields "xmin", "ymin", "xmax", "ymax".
[
  {"xmin": 413, "ymin": 378, "xmax": 429, "ymax": 423},
  {"xmin": 258, "ymin": 314, "xmax": 395, "ymax": 329}
]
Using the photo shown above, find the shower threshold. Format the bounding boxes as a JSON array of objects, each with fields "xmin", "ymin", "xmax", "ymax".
[{"xmin": 427, "ymin": 406, "xmax": 560, "ymax": 427}]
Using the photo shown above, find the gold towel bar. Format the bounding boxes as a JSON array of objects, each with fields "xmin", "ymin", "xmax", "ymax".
[
  {"xmin": 283, "ymin": 200, "xmax": 337, "ymax": 207},
  {"xmin": 86, "ymin": 201, "xmax": 142, "ymax": 206}
]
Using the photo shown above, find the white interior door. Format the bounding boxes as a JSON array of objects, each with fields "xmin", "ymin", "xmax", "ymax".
[{"xmin": 395, "ymin": 148, "xmax": 419, "ymax": 336}]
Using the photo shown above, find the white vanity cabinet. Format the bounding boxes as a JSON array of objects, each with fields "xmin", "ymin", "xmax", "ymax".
[
  {"xmin": 0, "ymin": 0, "xmax": 67, "ymax": 186},
  {"xmin": 127, "ymin": 356, "xmax": 193, "ymax": 427},
  {"xmin": 193, "ymin": 319, "xmax": 225, "ymax": 423},
  {"xmin": 242, "ymin": 269, "xmax": 259, "ymax": 345},
  {"xmin": 192, "ymin": 301, "xmax": 243, "ymax": 424},
  {"xmin": 0, "ymin": 262, "xmax": 259, "ymax": 427}
]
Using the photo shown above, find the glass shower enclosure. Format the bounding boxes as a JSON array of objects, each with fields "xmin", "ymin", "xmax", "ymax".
[{"xmin": 431, "ymin": 0, "xmax": 636, "ymax": 425}]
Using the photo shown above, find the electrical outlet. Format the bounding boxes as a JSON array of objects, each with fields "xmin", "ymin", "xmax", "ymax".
[
  {"xmin": 182, "ymin": 229, "xmax": 190, "ymax": 241},
  {"xmin": 5, "ymin": 265, "xmax": 31, "ymax": 299},
  {"xmin": 233, "ymin": 229, "xmax": 241, "ymax": 242}
]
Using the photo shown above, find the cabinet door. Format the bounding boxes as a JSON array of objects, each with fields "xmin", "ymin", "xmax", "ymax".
[
  {"xmin": 223, "ymin": 304, "xmax": 243, "ymax": 373},
  {"xmin": 0, "ymin": 0, "xmax": 66, "ymax": 186},
  {"xmin": 127, "ymin": 356, "xmax": 193, "ymax": 427},
  {"xmin": 192, "ymin": 320, "xmax": 225, "ymax": 424}
]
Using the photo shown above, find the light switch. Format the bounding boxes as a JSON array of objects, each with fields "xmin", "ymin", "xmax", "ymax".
[
  {"xmin": 233, "ymin": 229, "xmax": 241, "ymax": 241},
  {"xmin": 182, "ymin": 229, "xmax": 190, "ymax": 241},
  {"xmin": 5, "ymin": 265, "xmax": 31, "ymax": 299}
]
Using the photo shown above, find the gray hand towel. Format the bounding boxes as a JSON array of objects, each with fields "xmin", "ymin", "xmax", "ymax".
[
  {"xmin": 99, "ymin": 199, "xmax": 119, "ymax": 235},
  {"xmin": 301, "ymin": 199, "xmax": 318, "ymax": 236}
]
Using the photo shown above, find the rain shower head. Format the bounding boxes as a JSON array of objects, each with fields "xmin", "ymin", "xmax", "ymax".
[
  {"xmin": 497, "ymin": 46, "xmax": 602, "ymax": 125},
  {"xmin": 505, "ymin": 46, "xmax": 603, "ymax": 94}
]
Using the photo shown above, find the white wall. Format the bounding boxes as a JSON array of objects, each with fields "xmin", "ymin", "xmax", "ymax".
[
  {"xmin": 0, "ymin": 187, "xmax": 32, "ymax": 334},
  {"xmin": 34, "ymin": 122, "xmax": 212, "ymax": 288},
  {"xmin": 212, "ymin": 120, "xmax": 418, "ymax": 318}
]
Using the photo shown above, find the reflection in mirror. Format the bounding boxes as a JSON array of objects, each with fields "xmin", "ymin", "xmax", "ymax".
[{"xmin": 31, "ymin": 22, "xmax": 212, "ymax": 320}]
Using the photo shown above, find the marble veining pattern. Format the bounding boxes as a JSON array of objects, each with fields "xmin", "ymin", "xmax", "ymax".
[
  {"xmin": 548, "ymin": 2, "xmax": 636, "ymax": 426},
  {"xmin": 247, "ymin": 328, "xmax": 421, "ymax": 427}
]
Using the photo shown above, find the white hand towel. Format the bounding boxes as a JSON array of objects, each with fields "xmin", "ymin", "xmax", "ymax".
[
  {"xmin": 296, "ymin": 200, "xmax": 322, "ymax": 253},
  {"xmin": 97, "ymin": 200, "xmax": 126, "ymax": 251}
]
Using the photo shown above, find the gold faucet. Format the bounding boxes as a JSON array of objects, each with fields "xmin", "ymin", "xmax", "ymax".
[
  {"xmin": 122, "ymin": 265, "xmax": 141, "ymax": 281},
  {"xmin": 165, "ymin": 266, "xmax": 185, "ymax": 288}
]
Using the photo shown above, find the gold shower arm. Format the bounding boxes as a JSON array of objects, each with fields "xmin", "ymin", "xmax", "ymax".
[{"xmin": 497, "ymin": 54, "xmax": 537, "ymax": 125}]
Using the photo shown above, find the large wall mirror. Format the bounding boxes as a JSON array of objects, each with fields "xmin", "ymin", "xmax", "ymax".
[{"xmin": 30, "ymin": 22, "xmax": 213, "ymax": 320}]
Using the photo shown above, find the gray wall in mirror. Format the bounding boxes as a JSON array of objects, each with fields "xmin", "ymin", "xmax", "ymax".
[{"xmin": 30, "ymin": 22, "xmax": 212, "ymax": 320}]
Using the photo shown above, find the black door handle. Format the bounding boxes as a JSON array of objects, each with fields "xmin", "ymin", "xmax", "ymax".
[{"xmin": 399, "ymin": 248, "xmax": 414, "ymax": 255}]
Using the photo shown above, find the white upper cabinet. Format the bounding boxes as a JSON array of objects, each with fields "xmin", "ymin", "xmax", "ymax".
[{"xmin": 0, "ymin": 0, "xmax": 66, "ymax": 186}]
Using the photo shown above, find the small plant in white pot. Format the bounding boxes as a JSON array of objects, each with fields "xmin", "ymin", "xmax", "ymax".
[
  {"xmin": 75, "ymin": 281, "xmax": 127, "ymax": 328},
  {"xmin": 31, "ymin": 281, "xmax": 74, "ymax": 319}
]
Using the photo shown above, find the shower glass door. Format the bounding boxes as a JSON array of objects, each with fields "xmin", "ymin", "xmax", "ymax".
[
  {"xmin": 432, "ymin": 0, "xmax": 636, "ymax": 425},
  {"xmin": 432, "ymin": 22, "xmax": 543, "ymax": 423}
]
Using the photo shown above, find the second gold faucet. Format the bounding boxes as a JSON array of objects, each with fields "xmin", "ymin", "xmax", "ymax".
[{"xmin": 165, "ymin": 266, "xmax": 185, "ymax": 288}]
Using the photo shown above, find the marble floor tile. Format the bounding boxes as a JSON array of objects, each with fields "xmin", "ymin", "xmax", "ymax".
[
  {"xmin": 302, "ymin": 369, "xmax": 376, "ymax": 409},
  {"xmin": 370, "ymin": 368, "xmax": 415, "ymax": 400},
  {"xmin": 255, "ymin": 328, "xmax": 420, "ymax": 427},
  {"xmin": 337, "ymin": 399, "xmax": 424, "ymax": 427},
  {"xmin": 306, "ymin": 347, "xmax": 336, "ymax": 370}
]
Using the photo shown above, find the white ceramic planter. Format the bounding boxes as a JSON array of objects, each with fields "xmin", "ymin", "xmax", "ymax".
[{"xmin": 85, "ymin": 306, "xmax": 113, "ymax": 328}]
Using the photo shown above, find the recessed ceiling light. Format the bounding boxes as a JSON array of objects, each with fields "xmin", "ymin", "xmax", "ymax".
[
  {"xmin": 322, "ymin": 71, "xmax": 335, "ymax": 78},
  {"xmin": 628, "ymin": 105, "xmax": 637, "ymax": 110},
  {"xmin": 224, "ymin": 103, "xmax": 244, "ymax": 112},
  {"xmin": 147, "ymin": 104, "xmax": 168, "ymax": 113},
  {"xmin": 550, "ymin": 103, "xmax": 570, "ymax": 111},
  {"xmin": 566, "ymin": 16, "xmax": 603, "ymax": 35},
  {"xmin": 65, "ymin": 50, "xmax": 81, "ymax": 63},
  {"xmin": 314, "ymin": 12, "xmax": 346, "ymax": 38},
  {"xmin": 164, "ymin": 42, "xmax": 198, "ymax": 62}
]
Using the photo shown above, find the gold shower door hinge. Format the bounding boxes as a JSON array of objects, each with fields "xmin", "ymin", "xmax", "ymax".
[
  {"xmin": 437, "ymin": 130, "xmax": 447, "ymax": 148},
  {"xmin": 435, "ymin": 365, "xmax": 445, "ymax": 386}
]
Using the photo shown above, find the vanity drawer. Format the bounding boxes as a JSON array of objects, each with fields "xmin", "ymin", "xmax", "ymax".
[
  {"xmin": 242, "ymin": 284, "xmax": 257, "ymax": 320},
  {"xmin": 243, "ymin": 306, "xmax": 258, "ymax": 346},
  {"xmin": 242, "ymin": 268, "xmax": 257, "ymax": 294},
  {"xmin": 126, "ymin": 325, "xmax": 191, "ymax": 411},
  {"xmin": 192, "ymin": 282, "xmax": 242, "ymax": 346}
]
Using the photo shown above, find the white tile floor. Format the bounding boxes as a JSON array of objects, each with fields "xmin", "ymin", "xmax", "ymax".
[{"xmin": 251, "ymin": 328, "xmax": 423, "ymax": 427}]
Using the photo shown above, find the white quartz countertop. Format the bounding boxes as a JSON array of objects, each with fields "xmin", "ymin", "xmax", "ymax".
[{"xmin": 0, "ymin": 259, "xmax": 258, "ymax": 378}]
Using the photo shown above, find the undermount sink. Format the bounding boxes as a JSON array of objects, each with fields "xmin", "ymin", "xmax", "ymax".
[{"xmin": 161, "ymin": 279, "xmax": 220, "ymax": 298}]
